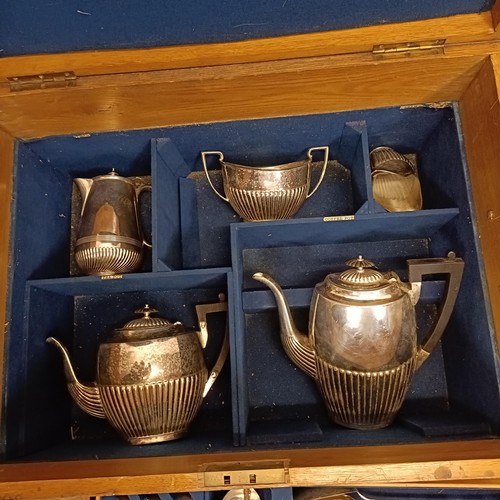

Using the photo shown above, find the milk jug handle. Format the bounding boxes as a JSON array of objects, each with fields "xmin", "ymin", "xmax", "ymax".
[
  {"xmin": 306, "ymin": 146, "xmax": 330, "ymax": 199},
  {"xmin": 201, "ymin": 151, "xmax": 229, "ymax": 202},
  {"xmin": 136, "ymin": 184, "xmax": 152, "ymax": 248},
  {"xmin": 407, "ymin": 251, "xmax": 464, "ymax": 369},
  {"xmin": 195, "ymin": 294, "xmax": 229, "ymax": 397}
]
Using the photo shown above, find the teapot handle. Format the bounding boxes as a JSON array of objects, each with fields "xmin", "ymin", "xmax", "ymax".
[
  {"xmin": 306, "ymin": 146, "xmax": 330, "ymax": 198},
  {"xmin": 201, "ymin": 151, "xmax": 230, "ymax": 202},
  {"xmin": 136, "ymin": 184, "xmax": 152, "ymax": 248},
  {"xmin": 195, "ymin": 293, "xmax": 229, "ymax": 397},
  {"xmin": 407, "ymin": 251, "xmax": 464, "ymax": 369}
]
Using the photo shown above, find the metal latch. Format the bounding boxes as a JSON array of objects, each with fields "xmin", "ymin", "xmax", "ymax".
[
  {"xmin": 373, "ymin": 40, "xmax": 445, "ymax": 59},
  {"xmin": 8, "ymin": 71, "xmax": 77, "ymax": 92},
  {"xmin": 201, "ymin": 460, "xmax": 290, "ymax": 487}
]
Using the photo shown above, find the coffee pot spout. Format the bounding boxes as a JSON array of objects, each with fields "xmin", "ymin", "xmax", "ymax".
[
  {"xmin": 46, "ymin": 337, "xmax": 105, "ymax": 419},
  {"xmin": 253, "ymin": 272, "xmax": 317, "ymax": 379}
]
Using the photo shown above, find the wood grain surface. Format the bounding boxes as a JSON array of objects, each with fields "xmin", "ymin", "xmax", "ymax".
[
  {"xmin": 0, "ymin": 128, "xmax": 14, "ymax": 444},
  {"xmin": 459, "ymin": 56, "xmax": 500, "ymax": 347},
  {"xmin": 0, "ymin": 440, "xmax": 497, "ymax": 499},
  {"xmin": 0, "ymin": 49, "xmax": 490, "ymax": 139}
]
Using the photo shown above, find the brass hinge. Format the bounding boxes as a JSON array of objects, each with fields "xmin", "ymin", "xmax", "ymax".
[
  {"xmin": 373, "ymin": 39, "xmax": 445, "ymax": 59},
  {"xmin": 8, "ymin": 71, "xmax": 77, "ymax": 92}
]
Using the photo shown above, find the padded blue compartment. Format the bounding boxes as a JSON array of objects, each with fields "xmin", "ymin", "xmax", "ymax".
[
  {"xmin": 229, "ymin": 105, "xmax": 500, "ymax": 446},
  {"xmin": 0, "ymin": 1, "xmax": 493, "ymax": 56},
  {"xmin": 178, "ymin": 121, "xmax": 363, "ymax": 269},
  {"xmin": 6, "ymin": 103, "xmax": 500, "ymax": 461},
  {"xmin": 10, "ymin": 269, "xmax": 231, "ymax": 459}
]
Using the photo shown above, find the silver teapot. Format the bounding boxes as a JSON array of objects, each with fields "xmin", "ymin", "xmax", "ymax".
[
  {"xmin": 74, "ymin": 170, "xmax": 150, "ymax": 276},
  {"xmin": 47, "ymin": 297, "xmax": 228, "ymax": 445},
  {"xmin": 253, "ymin": 252, "xmax": 464, "ymax": 429}
]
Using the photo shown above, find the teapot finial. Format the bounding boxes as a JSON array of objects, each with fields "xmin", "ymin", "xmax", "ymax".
[
  {"xmin": 134, "ymin": 304, "xmax": 159, "ymax": 318},
  {"xmin": 344, "ymin": 256, "xmax": 377, "ymax": 271}
]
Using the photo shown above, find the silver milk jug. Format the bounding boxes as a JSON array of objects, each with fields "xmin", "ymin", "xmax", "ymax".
[{"xmin": 74, "ymin": 170, "xmax": 150, "ymax": 276}]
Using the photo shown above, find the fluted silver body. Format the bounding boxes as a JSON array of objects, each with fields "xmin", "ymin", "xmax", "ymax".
[
  {"xmin": 74, "ymin": 171, "xmax": 149, "ymax": 276},
  {"xmin": 370, "ymin": 146, "xmax": 423, "ymax": 212},
  {"xmin": 98, "ymin": 372, "xmax": 206, "ymax": 444},
  {"xmin": 316, "ymin": 355, "xmax": 417, "ymax": 429},
  {"xmin": 222, "ymin": 164, "xmax": 310, "ymax": 221},
  {"xmin": 253, "ymin": 253, "xmax": 464, "ymax": 430},
  {"xmin": 74, "ymin": 238, "xmax": 142, "ymax": 276},
  {"xmin": 202, "ymin": 147, "xmax": 329, "ymax": 221},
  {"xmin": 47, "ymin": 300, "xmax": 229, "ymax": 445}
]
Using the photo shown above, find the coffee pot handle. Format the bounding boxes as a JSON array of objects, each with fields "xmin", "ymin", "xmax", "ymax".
[
  {"xmin": 407, "ymin": 251, "xmax": 464, "ymax": 369},
  {"xmin": 136, "ymin": 184, "xmax": 152, "ymax": 248},
  {"xmin": 195, "ymin": 293, "xmax": 229, "ymax": 397},
  {"xmin": 201, "ymin": 151, "xmax": 230, "ymax": 202},
  {"xmin": 306, "ymin": 146, "xmax": 330, "ymax": 198}
]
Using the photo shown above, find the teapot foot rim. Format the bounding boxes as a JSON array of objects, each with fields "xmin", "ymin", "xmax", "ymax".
[{"xmin": 126, "ymin": 429, "xmax": 188, "ymax": 445}]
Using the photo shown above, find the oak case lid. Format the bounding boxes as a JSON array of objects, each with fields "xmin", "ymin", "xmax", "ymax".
[{"xmin": 0, "ymin": 1, "xmax": 500, "ymax": 85}]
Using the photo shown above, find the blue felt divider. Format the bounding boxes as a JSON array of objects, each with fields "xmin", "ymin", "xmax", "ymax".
[
  {"xmin": 15, "ymin": 269, "xmax": 231, "ymax": 459},
  {"xmin": 177, "ymin": 121, "xmax": 361, "ymax": 269},
  {"xmin": 227, "ymin": 106, "xmax": 499, "ymax": 446},
  {"xmin": 152, "ymin": 138, "xmax": 191, "ymax": 271}
]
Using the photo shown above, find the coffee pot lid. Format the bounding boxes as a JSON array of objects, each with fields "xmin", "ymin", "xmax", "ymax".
[
  {"xmin": 94, "ymin": 168, "xmax": 131, "ymax": 182},
  {"xmin": 335, "ymin": 256, "xmax": 385, "ymax": 287},
  {"xmin": 112, "ymin": 304, "xmax": 185, "ymax": 341}
]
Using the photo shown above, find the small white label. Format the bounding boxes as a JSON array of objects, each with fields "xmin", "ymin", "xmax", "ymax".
[{"xmin": 323, "ymin": 215, "xmax": 355, "ymax": 222}]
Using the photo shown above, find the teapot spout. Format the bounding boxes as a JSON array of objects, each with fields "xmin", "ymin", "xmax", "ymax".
[
  {"xmin": 253, "ymin": 272, "xmax": 317, "ymax": 379},
  {"xmin": 46, "ymin": 337, "xmax": 105, "ymax": 419}
]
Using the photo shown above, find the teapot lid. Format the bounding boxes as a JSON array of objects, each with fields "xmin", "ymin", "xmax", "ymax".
[
  {"xmin": 331, "ymin": 256, "xmax": 385, "ymax": 288},
  {"xmin": 111, "ymin": 304, "xmax": 185, "ymax": 342}
]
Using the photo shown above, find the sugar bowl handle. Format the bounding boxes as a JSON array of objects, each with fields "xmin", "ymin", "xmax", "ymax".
[
  {"xmin": 195, "ymin": 293, "xmax": 229, "ymax": 397},
  {"xmin": 306, "ymin": 146, "xmax": 330, "ymax": 198},
  {"xmin": 201, "ymin": 151, "xmax": 229, "ymax": 202},
  {"xmin": 408, "ymin": 251, "xmax": 464, "ymax": 369}
]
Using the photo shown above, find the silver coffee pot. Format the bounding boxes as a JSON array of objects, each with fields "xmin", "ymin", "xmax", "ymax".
[{"xmin": 253, "ymin": 252, "xmax": 464, "ymax": 429}]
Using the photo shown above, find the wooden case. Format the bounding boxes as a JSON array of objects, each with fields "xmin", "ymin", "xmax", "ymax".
[{"xmin": 1, "ymin": 1, "xmax": 500, "ymax": 499}]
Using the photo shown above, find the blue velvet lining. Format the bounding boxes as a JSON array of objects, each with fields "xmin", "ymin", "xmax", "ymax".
[
  {"xmin": 0, "ymin": 0, "xmax": 494, "ymax": 56},
  {"xmin": 6, "ymin": 104, "xmax": 500, "ymax": 460}
]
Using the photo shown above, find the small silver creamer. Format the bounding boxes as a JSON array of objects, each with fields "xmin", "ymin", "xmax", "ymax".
[{"xmin": 74, "ymin": 170, "xmax": 150, "ymax": 276}]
